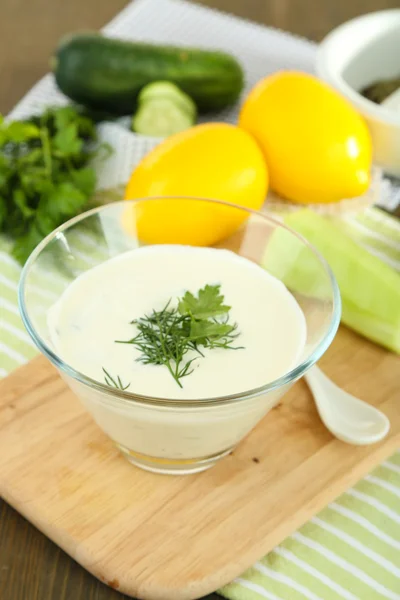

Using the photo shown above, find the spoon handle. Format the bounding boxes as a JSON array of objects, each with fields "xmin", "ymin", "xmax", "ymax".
[{"xmin": 305, "ymin": 365, "xmax": 338, "ymax": 402}]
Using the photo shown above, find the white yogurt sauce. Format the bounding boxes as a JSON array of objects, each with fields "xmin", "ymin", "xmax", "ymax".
[{"xmin": 48, "ymin": 245, "xmax": 306, "ymax": 399}]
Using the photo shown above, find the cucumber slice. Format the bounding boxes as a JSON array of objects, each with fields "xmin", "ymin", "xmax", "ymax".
[
  {"xmin": 138, "ymin": 81, "xmax": 197, "ymax": 119},
  {"xmin": 132, "ymin": 98, "xmax": 195, "ymax": 137},
  {"xmin": 263, "ymin": 209, "xmax": 400, "ymax": 353}
]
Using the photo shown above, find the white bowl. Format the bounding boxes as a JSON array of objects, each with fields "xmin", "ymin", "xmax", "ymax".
[{"xmin": 317, "ymin": 10, "xmax": 400, "ymax": 178}]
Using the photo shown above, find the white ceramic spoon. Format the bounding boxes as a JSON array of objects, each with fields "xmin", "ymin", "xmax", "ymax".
[{"xmin": 304, "ymin": 366, "xmax": 390, "ymax": 445}]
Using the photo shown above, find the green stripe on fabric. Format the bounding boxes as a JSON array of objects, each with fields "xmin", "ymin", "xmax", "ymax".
[
  {"xmin": 269, "ymin": 547, "xmax": 358, "ymax": 600},
  {"xmin": 345, "ymin": 487, "xmax": 400, "ymax": 526},
  {"xmin": 0, "ymin": 351, "xmax": 24, "ymax": 372},
  {"xmin": 0, "ymin": 246, "xmax": 20, "ymax": 263},
  {"xmin": 340, "ymin": 478, "xmax": 400, "ymax": 520},
  {"xmin": 261, "ymin": 551, "xmax": 355, "ymax": 600},
  {"xmin": 0, "ymin": 307, "xmax": 26, "ymax": 330},
  {"xmin": 382, "ymin": 460, "xmax": 400, "ymax": 474},
  {"xmin": 0, "ymin": 327, "xmax": 36, "ymax": 357},
  {"xmin": 280, "ymin": 535, "xmax": 394, "ymax": 600},
  {"xmin": 389, "ymin": 454, "xmax": 400, "ymax": 468},
  {"xmin": 234, "ymin": 564, "xmax": 313, "ymax": 600},
  {"xmin": 221, "ymin": 578, "xmax": 282, "ymax": 600},
  {"xmin": 0, "ymin": 284, "xmax": 18, "ymax": 304},
  {"xmin": 0, "ymin": 269, "xmax": 19, "ymax": 287},
  {"xmin": 1, "ymin": 299, "xmax": 22, "ymax": 318},
  {"xmin": 259, "ymin": 561, "xmax": 333, "ymax": 600},
  {"xmin": 375, "ymin": 465, "xmax": 400, "ymax": 487},
  {"xmin": 301, "ymin": 519, "xmax": 400, "ymax": 593},
  {"xmin": 335, "ymin": 491, "xmax": 400, "ymax": 544},
  {"xmin": 354, "ymin": 478, "xmax": 400, "ymax": 513},
  {"xmin": 18, "ymin": 345, "xmax": 37, "ymax": 361},
  {"xmin": 320, "ymin": 505, "xmax": 400, "ymax": 567},
  {"xmin": 0, "ymin": 260, "xmax": 21, "ymax": 284},
  {"xmin": 0, "ymin": 237, "xmax": 13, "ymax": 253}
]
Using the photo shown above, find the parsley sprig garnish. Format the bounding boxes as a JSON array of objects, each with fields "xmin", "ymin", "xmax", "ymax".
[{"xmin": 115, "ymin": 284, "xmax": 243, "ymax": 389}]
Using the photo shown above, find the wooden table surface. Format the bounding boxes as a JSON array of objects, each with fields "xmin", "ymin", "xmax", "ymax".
[{"xmin": 0, "ymin": 1, "xmax": 398, "ymax": 599}]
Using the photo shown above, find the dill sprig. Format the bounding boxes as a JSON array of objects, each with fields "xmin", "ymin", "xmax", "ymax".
[
  {"xmin": 118, "ymin": 301, "xmax": 199, "ymax": 386},
  {"xmin": 116, "ymin": 284, "xmax": 243, "ymax": 388},
  {"xmin": 102, "ymin": 367, "xmax": 131, "ymax": 391}
]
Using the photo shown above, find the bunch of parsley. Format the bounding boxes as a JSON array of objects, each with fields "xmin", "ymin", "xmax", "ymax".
[{"xmin": 0, "ymin": 106, "xmax": 107, "ymax": 263}]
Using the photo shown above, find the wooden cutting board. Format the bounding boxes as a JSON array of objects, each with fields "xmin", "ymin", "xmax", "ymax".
[{"xmin": 0, "ymin": 327, "xmax": 399, "ymax": 600}]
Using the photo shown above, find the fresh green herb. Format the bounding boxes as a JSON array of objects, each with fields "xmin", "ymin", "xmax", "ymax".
[
  {"xmin": 0, "ymin": 106, "xmax": 111, "ymax": 263},
  {"xmin": 178, "ymin": 283, "xmax": 230, "ymax": 320},
  {"xmin": 102, "ymin": 367, "xmax": 130, "ymax": 391},
  {"xmin": 117, "ymin": 284, "xmax": 243, "ymax": 388},
  {"xmin": 117, "ymin": 301, "xmax": 200, "ymax": 387}
]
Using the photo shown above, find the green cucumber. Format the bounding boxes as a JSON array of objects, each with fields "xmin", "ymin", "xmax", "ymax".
[
  {"xmin": 132, "ymin": 98, "xmax": 194, "ymax": 137},
  {"xmin": 263, "ymin": 209, "xmax": 400, "ymax": 353},
  {"xmin": 137, "ymin": 81, "xmax": 197, "ymax": 119},
  {"xmin": 52, "ymin": 33, "xmax": 244, "ymax": 115}
]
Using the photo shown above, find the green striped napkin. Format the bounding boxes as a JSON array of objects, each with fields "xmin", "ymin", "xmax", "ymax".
[{"xmin": 1, "ymin": 208, "xmax": 399, "ymax": 600}]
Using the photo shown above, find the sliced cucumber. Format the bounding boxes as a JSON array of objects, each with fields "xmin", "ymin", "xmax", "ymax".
[
  {"xmin": 138, "ymin": 81, "xmax": 197, "ymax": 119},
  {"xmin": 132, "ymin": 98, "xmax": 195, "ymax": 137}
]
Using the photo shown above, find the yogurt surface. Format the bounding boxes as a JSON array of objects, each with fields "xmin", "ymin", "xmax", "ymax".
[{"xmin": 48, "ymin": 245, "xmax": 306, "ymax": 399}]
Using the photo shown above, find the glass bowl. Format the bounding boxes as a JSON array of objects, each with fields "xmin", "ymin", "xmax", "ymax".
[{"xmin": 19, "ymin": 197, "xmax": 341, "ymax": 475}]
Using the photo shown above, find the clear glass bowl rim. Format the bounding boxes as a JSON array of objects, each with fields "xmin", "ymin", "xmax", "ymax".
[{"xmin": 18, "ymin": 196, "xmax": 342, "ymax": 408}]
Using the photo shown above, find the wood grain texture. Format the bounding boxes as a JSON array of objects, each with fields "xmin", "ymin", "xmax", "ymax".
[
  {"xmin": 0, "ymin": 327, "xmax": 399, "ymax": 600},
  {"xmin": 1, "ymin": 2, "xmax": 400, "ymax": 599}
]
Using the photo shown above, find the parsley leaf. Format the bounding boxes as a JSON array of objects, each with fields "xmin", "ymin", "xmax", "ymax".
[
  {"xmin": 189, "ymin": 319, "xmax": 234, "ymax": 341},
  {"xmin": 54, "ymin": 106, "xmax": 80, "ymax": 131},
  {"xmin": 71, "ymin": 167, "xmax": 96, "ymax": 196},
  {"xmin": 178, "ymin": 284, "xmax": 230, "ymax": 320},
  {"xmin": 5, "ymin": 121, "xmax": 40, "ymax": 144},
  {"xmin": 53, "ymin": 123, "xmax": 83, "ymax": 156},
  {"xmin": 36, "ymin": 182, "xmax": 87, "ymax": 235},
  {"xmin": 13, "ymin": 189, "xmax": 35, "ymax": 219}
]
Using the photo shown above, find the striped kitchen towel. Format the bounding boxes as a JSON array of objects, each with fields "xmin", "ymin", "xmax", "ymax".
[{"xmin": 1, "ymin": 206, "xmax": 399, "ymax": 600}]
